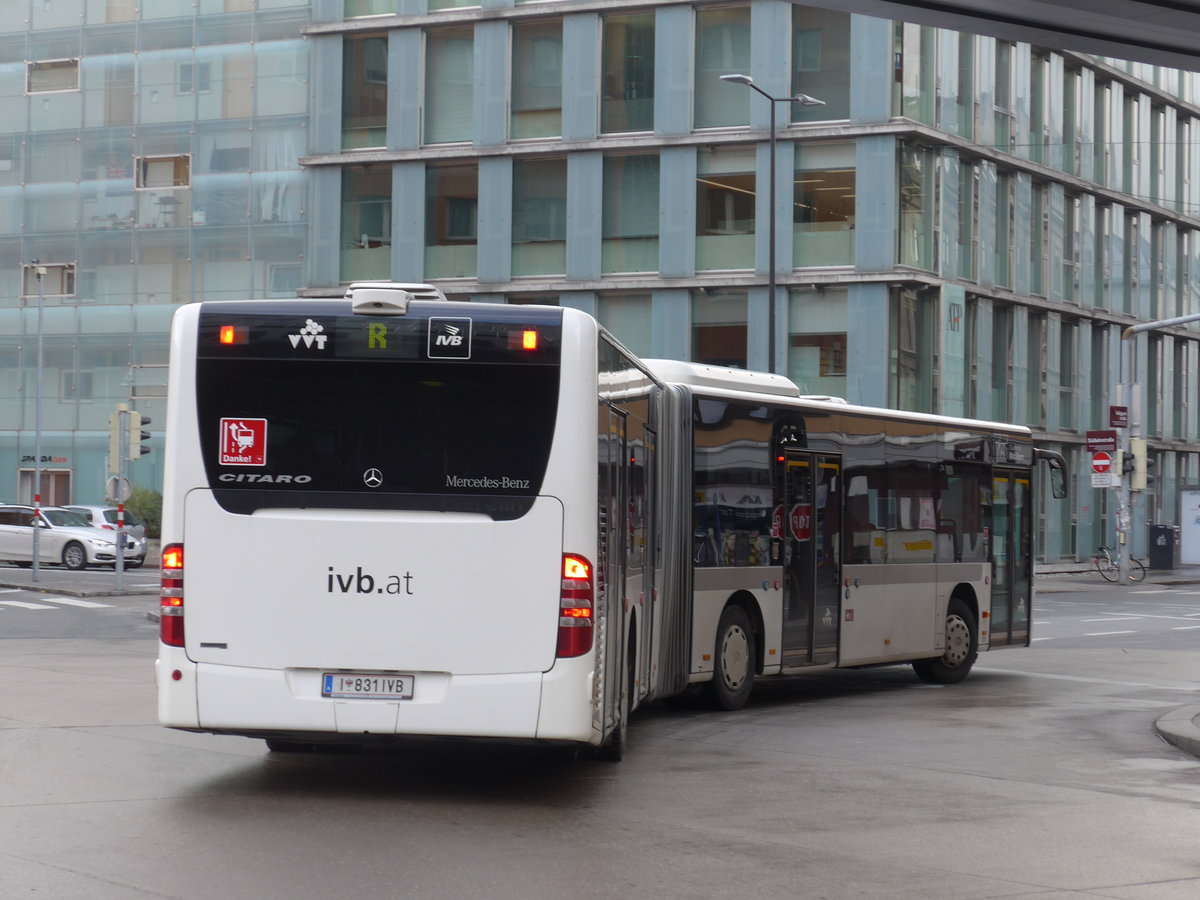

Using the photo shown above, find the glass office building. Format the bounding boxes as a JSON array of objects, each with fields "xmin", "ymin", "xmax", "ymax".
[{"xmin": 5, "ymin": 0, "xmax": 1200, "ymax": 562}]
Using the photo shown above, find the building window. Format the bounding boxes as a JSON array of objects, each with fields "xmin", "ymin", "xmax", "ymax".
[
  {"xmin": 511, "ymin": 21, "xmax": 562, "ymax": 140},
  {"xmin": 957, "ymin": 161, "xmax": 977, "ymax": 281},
  {"xmin": 696, "ymin": 146, "xmax": 755, "ymax": 271},
  {"xmin": 891, "ymin": 287, "xmax": 932, "ymax": 413},
  {"xmin": 995, "ymin": 170, "xmax": 1014, "ymax": 288},
  {"xmin": 791, "ymin": 5, "xmax": 849, "ymax": 122},
  {"xmin": 794, "ymin": 141, "xmax": 854, "ymax": 266},
  {"xmin": 899, "ymin": 143, "xmax": 935, "ymax": 271},
  {"xmin": 178, "ymin": 62, "xmax": 212, "ymax": 94},
  {"xmin": 341, "ymin": 165, "xmax": 392, "ymax": 282},
  {"xmin": 598, "ymin": 293, "xmax": 652, "ymax": 357},
  {"xmin": 602, "ymin": 154, "xmax": 659, "ymax": 274},
  {"xmin": 22, "ymin": 263, "xmax": 77, "ymax": 298},
  {"xmin": 1060, "ymin": 319, "xmax": 1077, "ymax": 431},
  {"xmin": 695, "ymin": 6, "xmax": 750, "ymax": 128},
  {"xmin": 512, "ymin": 157, "xmax": 566, "ymax": 276},
  {"xmin": 692, "ymin": 289, "xmax": 747, "ymax": 368},
  {"xmin": 27, "ymin": 59, "xmax": 79, "ymax": 94},
  {"xmin": 992, "ymin": 304, "xmax": 1013, "ymax": 421},
  {"xmin": 136, "ymin": 155, "xmax": 190, "ymax": 189},
  {"xmin": 425, "ymin": 28, "xmax": 473, "ymax": 144},
  {"xmin": 62, "ymin": 370, "xmax": 94, "ymax": 402},
  {"xmin": 343, "ymin": 35, "xmax": 388, "ymax": 149},
  {"xmin": 426, "ymin": 163, "xmax": 478, "ymax": 278},
  {"xmin": 994, "ymin": 41, "xmax": 1014, "ymax": 152},
  {"xmin": 601, "ymin": 13, "xmax": 655, "ymax": 134}
]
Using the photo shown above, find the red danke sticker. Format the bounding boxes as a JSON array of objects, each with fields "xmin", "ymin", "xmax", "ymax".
[{"xmin": 219, "ymin": 418, "xmax": 267, "ymax": 466}]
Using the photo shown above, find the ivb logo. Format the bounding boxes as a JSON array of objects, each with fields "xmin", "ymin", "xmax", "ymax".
[{"xmin": 428, "ymin": 317, "xmax": 472, "ymax": 359}]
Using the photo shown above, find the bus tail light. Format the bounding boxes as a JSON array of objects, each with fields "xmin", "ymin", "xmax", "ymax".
[
  {"xmin": 160, "ymin": 543, "xmax": 185, "ymax": 647},
  {"xmin": 557, "ymin": 553, "xmax": 594, "ymax": 658}
]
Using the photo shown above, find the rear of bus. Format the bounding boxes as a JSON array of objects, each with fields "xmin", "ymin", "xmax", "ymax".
[{"xmin": 156, "ymin": 285, "xmax": 603, "ymax": 750}]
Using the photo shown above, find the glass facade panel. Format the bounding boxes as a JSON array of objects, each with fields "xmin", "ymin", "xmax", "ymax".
[
  {"xmin": 601, "ymin": 13, "xmax": 654, "ymax": 134},
  {"xmin": 899, "ymin": 143, "xmax": 934, "ymax": 271},
  {"xmin": 893, "ymin": 22, "xmax": 935, "ymax": 125},
  {"xmin": 341, "ymin": 165, "xmax": 392, "ymax": 282},
  {"xmin": 602, "ymin": 153, "xmax": 659, "ymax": 274},
  {"xmin": 793, "ymin": 141, "xmax": 854, "ymax": 266},
  {"xmin": 697, "ymin": 146, "xmax": 754, "ymax": 271},
  {"xmin": 695, "ymin": 6, "xmax": 750, "ymax": 128},
  {"xmin": 511, "ymin": 21, "xmax": 562, "ymax": 140},
  {"xmin": 791, "ymin": 5, "xmax": 850, "ymax": 121},
  {"xmin": 598, "ymin": 293, "xmax": 652, "ymax": 357},
  {"xmin": 425, "ymin": 162, "xmax": 478, "ymax": 278},
  {"xmin": 512, "ymin": 157, "xmax": 565, "ymax": 276},
  {"xmin": 342, "ymin": 35, "xmax": 388, "ymax": 150},
  {"xmin": 425, "ymin": 28, "xmax": 473, "ymax": 144}
]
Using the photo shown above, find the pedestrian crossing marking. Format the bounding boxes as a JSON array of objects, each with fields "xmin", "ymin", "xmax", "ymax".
[
  {"xmin": 36, "ymin": 596, "xmax": 113, "ymax": 608},
  {"xmin": 0, "ymin": 597, "xmax": 114, "ymax": 610}
]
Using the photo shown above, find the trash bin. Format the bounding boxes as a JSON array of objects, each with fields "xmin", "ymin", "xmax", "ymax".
[{"xmin": 1148, "ymin": 524, "xmax": 1179, "ymax": 569}]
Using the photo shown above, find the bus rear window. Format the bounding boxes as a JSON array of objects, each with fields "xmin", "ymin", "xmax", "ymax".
[{"xmin": 195, "ymin": 304, "xmax": 562, "ymax": 519}]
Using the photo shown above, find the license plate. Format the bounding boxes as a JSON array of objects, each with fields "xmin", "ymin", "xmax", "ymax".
[{"xmin": 321, "ymin": 673, "xmax": 414, "ymax": 700}]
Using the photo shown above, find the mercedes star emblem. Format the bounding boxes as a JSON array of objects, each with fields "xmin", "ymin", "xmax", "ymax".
[{"xmin": 363, "ymin": 468, "xmax": 384, "ymax": 488}]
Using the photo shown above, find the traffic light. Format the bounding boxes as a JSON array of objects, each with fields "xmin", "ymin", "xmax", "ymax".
[
  {"xmin": 1120, "ymin": 449, "xmax": 1135, "ymax": 476},
  {"xmin": 1131, "ymin": 437, "xmax": 1154, "ymax": 491},
  {"xmin": 108, "ymin": 406, "xmax": 124, "ymax": 466},
  {"xmin": 126, "ymin": 411, "xmax": 152, "ymax": 460}
]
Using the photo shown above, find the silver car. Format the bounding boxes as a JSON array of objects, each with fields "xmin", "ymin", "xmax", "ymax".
[
  {"xmin": 62, "ymin": 505, "xmax": 149, "ymax": 568},
  {"xmin": 0, "ymin": 505, "xmax": 140, "ymax": 570}
]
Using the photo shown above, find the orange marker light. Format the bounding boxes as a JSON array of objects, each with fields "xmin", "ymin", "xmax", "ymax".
[
  {"xmin": 522, "ymin": 330, "xmax": 538, "ymax": 351},
  {"xmin": 220, "ymin": 325, "xmax": 236, "ymax": 344}
]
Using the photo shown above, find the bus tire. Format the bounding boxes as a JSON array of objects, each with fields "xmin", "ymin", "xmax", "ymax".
[
  {"xmin": 709, "ymin": 604, "xmax": 755, "ymax": 710},
  {"xmin": 597, "ymin": 645, "xmax": 635, "ymax": 762},
  {"xmin": 912, "ymin": 597, "xmax": 978, "ymax": 685}
]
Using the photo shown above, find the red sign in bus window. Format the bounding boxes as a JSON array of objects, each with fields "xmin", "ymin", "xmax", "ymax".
[{"xmin": 219, "ymin": 418, "xmax": 267, "ymax": 466}]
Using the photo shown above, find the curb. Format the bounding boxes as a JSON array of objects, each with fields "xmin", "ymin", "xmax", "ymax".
[{"xmin": 1155, "ymin": 706, "xmax": 1200, "ymax": 758}]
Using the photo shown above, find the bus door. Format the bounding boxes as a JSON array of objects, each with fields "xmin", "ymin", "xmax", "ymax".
[
  {"xmin": 599, "ymin": 406, "xmax": 630, "ymax": 730},
  {"xmin": 990, "ymin": 469, "xmax": 1031, "ymax": 646},
  {"xmin": 781, "ymin": 452, "xmax": 841, "ymax": 666}
]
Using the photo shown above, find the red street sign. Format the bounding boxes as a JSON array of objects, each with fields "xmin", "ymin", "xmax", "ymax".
[
  {"xmin": 1091, "ymin": 451, "xmax": 1112, "ymax": 474},
  {"xmin": 1086, "ymin": 430, "xmax": 1118, "ymax": 453},
  {"xmin": 1110, "ymin": 406, "xmax": 1129, "ymax": 428}
]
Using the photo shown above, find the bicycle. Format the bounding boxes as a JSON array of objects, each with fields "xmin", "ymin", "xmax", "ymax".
[{"xmin": 1092, "ymin": 546, "xmax": 1146, "ymax": 583}]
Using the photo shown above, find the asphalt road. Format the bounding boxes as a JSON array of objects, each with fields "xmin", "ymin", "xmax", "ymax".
[{"xmin": 2, "ymin": 576, "xmax": 1200, "ymax": 898}]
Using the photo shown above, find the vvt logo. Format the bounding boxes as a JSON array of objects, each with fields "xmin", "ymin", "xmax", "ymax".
[{"xmin": 428, "ymin": 317, "xmax": 472, "ymax": 359}]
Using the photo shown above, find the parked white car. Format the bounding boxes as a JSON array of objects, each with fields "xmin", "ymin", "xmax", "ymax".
[
  {"xmin": 62, "ymin": 505, "xmax": 149, "ymax": 568},
  {"xmin": 0, "ymin": 505, "xmax": 142, "ymax": 570}
]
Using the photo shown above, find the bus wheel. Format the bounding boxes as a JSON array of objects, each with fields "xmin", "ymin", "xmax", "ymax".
[
  {"xmin": 597, "ymin": 648, "xmax": 634, "ymax": 761},
  {"xmin": 709, "ymin": 605, "xmax": 755, "ymax": 710},
  {"xmin": 912, "ymin": 598, "xmax": 978, "ymax": 685}
]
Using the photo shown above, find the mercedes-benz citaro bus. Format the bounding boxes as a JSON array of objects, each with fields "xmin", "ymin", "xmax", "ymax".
[{"xmin": 157, "ymin": 282, "xmax": 1066, "ymax": 760}]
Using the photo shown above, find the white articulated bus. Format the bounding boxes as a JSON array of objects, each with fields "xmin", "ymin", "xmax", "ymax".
[{"xmin": 157, "ymin": 283, "xmax": 1065, "ymax": 758}]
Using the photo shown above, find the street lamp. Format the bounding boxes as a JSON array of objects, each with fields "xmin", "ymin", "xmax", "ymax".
[{"xmin": 720, "ymin": 74, "xmax": 824, "ymax": 374}]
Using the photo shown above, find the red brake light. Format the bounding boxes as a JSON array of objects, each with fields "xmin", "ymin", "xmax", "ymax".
[
  {"xmin": 557, "ymin": 553, "xmax": 594, "ymax": 658},
  {"xmin": 160, "ymin": 543, "xmax": 185, "ymax": 647},
  {"xmin": 219, "ymin": 325, "xmax": 247, "ymax": 345}
]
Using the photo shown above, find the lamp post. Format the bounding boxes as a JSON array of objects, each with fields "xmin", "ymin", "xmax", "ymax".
[
  {"xmin": 720, "ymin": 74, "xmax": 824, "ymax": 374},
  {"xmin": 30, "ymin": 260, "xmax": 45, "ymax": 583}
]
